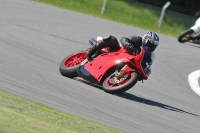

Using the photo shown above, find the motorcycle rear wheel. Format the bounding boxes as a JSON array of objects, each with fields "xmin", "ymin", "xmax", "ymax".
[
  {"xmin": 102, "ymin": 72, "xmax": 138, "ymax": 94},
  {"xmin": 59, "ymin": 51, "xmax": 87, "ymax": 78},
  {"xmin": 178, "ymin": 29, "xmax": 195, "ymax": 43}
]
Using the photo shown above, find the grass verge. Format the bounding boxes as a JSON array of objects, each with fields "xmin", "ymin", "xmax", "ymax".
[
  {"xmin": 33, "ymin": 0, "xmax": 196, "ymax": 37},
  {"xmin": 0, "ymin": 91, "xmax": 121, "ymax": 133}
]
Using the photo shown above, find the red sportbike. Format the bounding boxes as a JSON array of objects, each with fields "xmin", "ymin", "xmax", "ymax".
[{"xmin": 59, "ymin": 38, "xmax": 154, "ymax": 94}]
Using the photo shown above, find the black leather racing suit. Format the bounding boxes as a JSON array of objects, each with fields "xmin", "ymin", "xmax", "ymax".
[
  {"xmin": 87, "ymin": 35, "xmax": 142, "ymax": 60},
  {"xmin": 87, "ymin": 35, "xmax": 152, "ymax": 68}
]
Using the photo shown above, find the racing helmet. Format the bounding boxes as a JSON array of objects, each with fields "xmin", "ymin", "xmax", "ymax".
[{"xmin": 142, "ymin": 31, "xmax": 159, "ymax": 52}]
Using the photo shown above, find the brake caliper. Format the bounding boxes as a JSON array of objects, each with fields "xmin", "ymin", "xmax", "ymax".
[
  {"xmin": 119, "ymin": 65, "xmax": 133, "ymax": 76},
  {"xmin": 109, "ymin": 65, "xmax": 133, "ymax": 84}
]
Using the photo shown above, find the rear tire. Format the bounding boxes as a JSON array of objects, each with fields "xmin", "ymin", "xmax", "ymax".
[
  {"xmin": 102, "ymin": 72, "xmax": 138, "ymax": 94},
  {"xmin": 178, "ymin": 29, "xmax": 195, "ymax": 43},
  {"xmin": 59, "ymin": 51, "xmax": 87, "ymax": 78}
]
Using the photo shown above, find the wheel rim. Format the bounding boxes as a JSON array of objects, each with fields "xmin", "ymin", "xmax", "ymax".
[
  {"xmin": 63, "ymin": 52, "xmax": 86, "ymax": 67},
  {"xmin": 105, "ymin": 73, "xmax": 131, "ymax": 87},
  {"xmin": 181, "ymin": 33, "xmax": 194, "ymax": 42}
]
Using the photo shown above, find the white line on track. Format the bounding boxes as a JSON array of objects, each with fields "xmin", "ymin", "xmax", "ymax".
[{"xmin": 188, "ymin": 70, "xmax": 200, "ymax": 96}]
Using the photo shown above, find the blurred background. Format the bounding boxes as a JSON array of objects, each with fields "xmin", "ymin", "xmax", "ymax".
[{"xmin": 34, "ymin": 0, "xmax": 200, "ymax": 37}]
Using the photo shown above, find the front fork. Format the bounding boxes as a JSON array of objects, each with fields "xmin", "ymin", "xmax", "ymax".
[
  {"xmin": 108, "ymin": 64, "xmax": 133, "ymax": 84},
  {"xmin": 113, "ymin": 64, "xmax": 134, "ymax": 79}
]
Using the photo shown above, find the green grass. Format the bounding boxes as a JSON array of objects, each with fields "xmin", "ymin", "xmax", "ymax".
[
  {"xmin": 33, "ymin": 0, "xmax": 195, "ymax": 37},
  {"xmin": 0, "ymin": 91, "xmax": 121, "ymax": 133}
]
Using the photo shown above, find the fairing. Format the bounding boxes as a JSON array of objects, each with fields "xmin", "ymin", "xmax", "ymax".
[
  {"xmin": 84, "ymin": 52, "xmax": 132, "ymax": 82},
  {"xmin": 190, "ymin": 18, "xmax": 200, "ymax": 33},
  {"xmin": 77, "ymin": 65, "xmax": 100, "ymax": 85},
  {"xmin": 77, "ymin": 46, "xmax": 151, "ymax": 83}
]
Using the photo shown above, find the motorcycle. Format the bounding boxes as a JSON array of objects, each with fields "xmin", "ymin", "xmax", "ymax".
[
  {"xmin": 178, "ymin": 18, "xmax": 200, "ymax": 43},
  {"xmin": 59, "ymin": 37, "xmax": 155, "ymax": 94}
]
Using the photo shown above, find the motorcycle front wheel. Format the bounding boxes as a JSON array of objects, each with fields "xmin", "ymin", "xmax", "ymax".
[
  {"xmin": 59, "ymin": 51, "xmax": 87, "ymax": 78},
  {"xmin": 178, "ymin": 29, "xmax": 195, "ymax": 43},
  {"xmin": 102, "ymin": 72, "xmax": 138, "ymax": 94}
]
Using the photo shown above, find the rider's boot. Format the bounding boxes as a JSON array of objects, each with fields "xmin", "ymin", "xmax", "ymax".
[{"xmin": 86, "ymin": 45, "xmax": 96, "ymax": 61}]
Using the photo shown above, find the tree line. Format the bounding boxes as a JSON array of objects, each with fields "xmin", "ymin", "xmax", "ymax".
[{"xmin": 131, "ymin": 0, "xmax": 200, "ymax": 17}]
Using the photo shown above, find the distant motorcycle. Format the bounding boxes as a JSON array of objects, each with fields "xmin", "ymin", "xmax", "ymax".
[
  {"xmin": 59, "ymin": 37, "xmax": 155, "ymax": 94},
  {"xmin": 178, "ymin": 18, "xmax": 200, "ymax": 43}
]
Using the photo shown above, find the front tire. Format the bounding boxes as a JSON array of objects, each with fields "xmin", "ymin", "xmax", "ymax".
[
  {"xmin": 59, "ymin": 51, "xmax": 87, "ymax": 78},
  {"xmin": 102, "ymin": 72, "xmax": 138, "ymax": 94},
  {"xmin": 178, "ymin": 29, "xmax": 195, "ymax": 43}
]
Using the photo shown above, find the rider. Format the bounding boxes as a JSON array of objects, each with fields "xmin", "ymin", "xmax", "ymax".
[{"xmin": 87, "ymin": 31, "xmax": 159, "ymax": 67}]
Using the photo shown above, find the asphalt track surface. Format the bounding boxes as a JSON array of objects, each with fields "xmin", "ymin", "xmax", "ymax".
[{"xmin": 0, "ymin": 0, "xmax": 200, "ymax": 133}]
